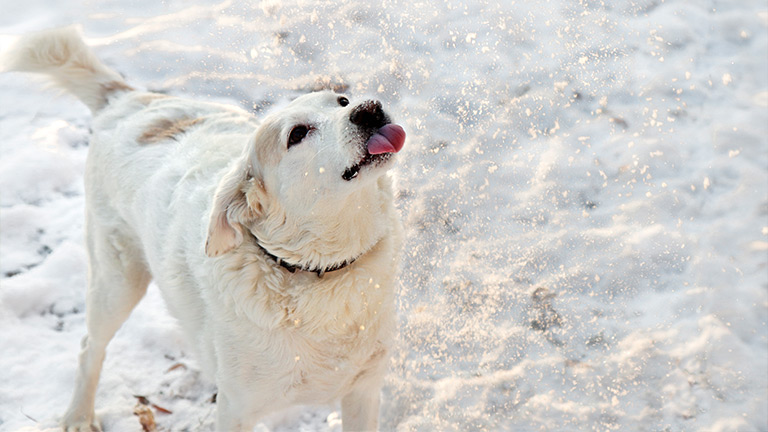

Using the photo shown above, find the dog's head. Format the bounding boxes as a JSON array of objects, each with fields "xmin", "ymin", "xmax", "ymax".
[{"xmin": 205, "ymin": 91, "xmax": 405, "ymax": 259}]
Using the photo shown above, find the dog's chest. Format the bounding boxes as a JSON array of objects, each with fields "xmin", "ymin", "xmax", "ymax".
[
  {"xmin": 206, "ymin": 248, "xmax": 397, "ymax": 404},
  {"xmin": 221, "ymin": 323, "xmax": 388, "ymax": 406},
  {"xmin": 283, "ymin": 333, "xmax": 386, "ymax": 403}
]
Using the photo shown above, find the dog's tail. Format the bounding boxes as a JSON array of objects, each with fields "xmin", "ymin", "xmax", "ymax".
[{"xmin": 1, "ymin": 26, "xmax": 133, "ymax": 112}]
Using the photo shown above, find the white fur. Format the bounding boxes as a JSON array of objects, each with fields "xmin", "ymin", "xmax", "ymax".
[{"xmin": 4, "ymin": 28, "xmax": 402, "ymax": 432}]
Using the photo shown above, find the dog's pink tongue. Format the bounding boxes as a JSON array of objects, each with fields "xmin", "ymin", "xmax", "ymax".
[{"xmin": 367, "ymin": 124, "xmax": 406, "ymax": 155}]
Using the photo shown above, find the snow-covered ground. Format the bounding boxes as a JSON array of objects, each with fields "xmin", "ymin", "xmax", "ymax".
[{"xmin": 1, "ymin": 0, "xmax": 766, "ymax": 431}]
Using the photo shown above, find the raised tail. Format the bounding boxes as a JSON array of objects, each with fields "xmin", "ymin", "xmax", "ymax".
[{"xmin": 1, "ymin": 26, "xmax": 133, "ymax": 112}]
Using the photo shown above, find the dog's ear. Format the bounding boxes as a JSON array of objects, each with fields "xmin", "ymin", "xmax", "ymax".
[{"xmin": 205, "ymin": 160, "xmax": 266, "ymax": 257}]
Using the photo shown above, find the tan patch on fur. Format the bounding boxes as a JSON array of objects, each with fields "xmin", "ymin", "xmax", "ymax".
[
  {"xmin": 138, "ymin": 117, "xmax": 203, "ymax": 145},
  {"xmin": 94, "ymin": 80, "xmax": 134, "ymax": 110},
  {"xmin": 100, "ymin": 80, "xmax": 134, "ymax": 94},
  {"xmin": 135, "ymin": 93, "xmax": 169, "ymax": 104},
  {"xmin": 244, "ymin": 178, "xmax": 268, "ymax": 216}
]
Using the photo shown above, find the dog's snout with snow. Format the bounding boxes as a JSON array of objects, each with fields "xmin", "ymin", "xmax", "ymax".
[
  {"xmin": 350, "ymin": 99, "xmax": 388, "ymax": 129},
  {"xmin": 339, "ymin": 98, "xmax": 406, "ymax": 182}
]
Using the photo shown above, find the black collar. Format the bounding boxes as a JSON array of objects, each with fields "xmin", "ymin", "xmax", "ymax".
[{"xmin": 251, "ymin": 233, "xmax": 357, "ymax": 277}]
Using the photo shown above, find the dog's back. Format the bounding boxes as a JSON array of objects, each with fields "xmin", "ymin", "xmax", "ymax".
[{"xmin": 3, "ymin": 26, "xmax": 257, "ymax": 256}]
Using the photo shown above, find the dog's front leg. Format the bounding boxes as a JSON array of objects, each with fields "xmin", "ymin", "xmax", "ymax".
[
  {"xmin": 341, "ymin": 385, "xmax": 381, "ymax": 432},
  {"xmin": 216, "ymin": 391, "xmax": 245, "ymax": 431},
  {"xmin": 215, "ymin": 390, "xmax": 261, "ymax": 432}
]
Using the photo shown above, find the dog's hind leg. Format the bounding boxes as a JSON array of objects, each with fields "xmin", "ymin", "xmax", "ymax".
[{"xmin": 62, "ymin": 222, "xmax": 150, "ymax": 432}]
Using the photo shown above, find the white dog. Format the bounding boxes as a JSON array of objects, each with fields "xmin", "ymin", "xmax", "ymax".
[{"xmin": 3, "ymin": 27, "xmax": 405, "ymax": 431}]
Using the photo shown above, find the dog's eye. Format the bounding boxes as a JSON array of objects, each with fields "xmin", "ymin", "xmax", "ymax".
[
  {"xmin": 337, "ymin": 96, "xmax": 349, "ymax": 107},
  {"xmin": 288, "ymin": 125, "xmax": 310, "ymax": 148}
]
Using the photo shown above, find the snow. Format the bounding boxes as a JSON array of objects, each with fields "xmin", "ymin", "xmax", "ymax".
[{"xmin": 1, "ymin": 0, "xmax": 766, "ymax": 431}]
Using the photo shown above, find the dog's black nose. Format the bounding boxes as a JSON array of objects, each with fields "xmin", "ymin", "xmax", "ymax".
[{"xmin": 349, "ymin": 100, "xmax": 388, "ymax": 129}]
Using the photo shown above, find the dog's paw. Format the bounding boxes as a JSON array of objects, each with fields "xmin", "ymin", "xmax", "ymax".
[
  {"xmin": 62, "ymin": 423, "xmax": 101, "ymax": 432},
  {"xmin": 61, "ymin": 416, "xmax": 101, "ymax": 432}
]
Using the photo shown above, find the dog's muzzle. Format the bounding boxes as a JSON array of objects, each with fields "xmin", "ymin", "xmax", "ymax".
[{"xmin": 342, "ymin": 100, "xmax": 406, "ymax": 181}]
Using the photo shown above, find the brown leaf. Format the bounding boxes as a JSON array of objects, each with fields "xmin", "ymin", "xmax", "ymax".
[
  {"xmin": 165, "ymin": 362, "xmax": 187, "ymax": 373},
  {"xmin": 133, "ymin": 403, "xmax": 157, "ymax": 432},
  {"xmin": 134, "ymin": 395, "xmax": 150, "ymax": 405},
  {"xmin": 152, "ymin": 403, "xmax": 173, "ymax": 414}
]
